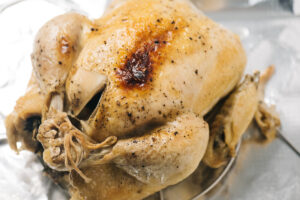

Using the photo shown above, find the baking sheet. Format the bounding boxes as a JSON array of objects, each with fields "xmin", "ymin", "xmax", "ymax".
[{"xmin": 0, "ymin": 0, "xmax": 299, "ymax": 199}]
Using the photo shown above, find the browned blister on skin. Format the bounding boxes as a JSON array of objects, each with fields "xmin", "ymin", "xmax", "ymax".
[
  {"xmin": 117, "ymin": 40, "xmax": 161, "ymax": 89},
  {"xmin": 116, "ymin": 23, "xmax": 182, "ymax": 89}
]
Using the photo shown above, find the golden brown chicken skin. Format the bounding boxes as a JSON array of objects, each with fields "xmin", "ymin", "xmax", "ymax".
[{"xmin": 4, "ymin": 0, "xmax": 262, "ymax": 199}]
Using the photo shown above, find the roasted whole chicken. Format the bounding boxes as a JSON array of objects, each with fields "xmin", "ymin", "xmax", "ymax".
[{"xmin": 5, "ymin": 0, "xmax": 280, "ymax": 199}]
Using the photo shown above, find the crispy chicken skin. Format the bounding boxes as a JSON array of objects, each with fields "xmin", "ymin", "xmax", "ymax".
[
  {"xmin": 3, "ymin": 0, "xmax": 274, "ymax": 199},
  {"xmin": 69, "ymin": 0, "xmax": 245, "ymax": 141}
]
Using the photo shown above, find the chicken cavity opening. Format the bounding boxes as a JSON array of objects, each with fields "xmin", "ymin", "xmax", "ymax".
[{"xmin": 77, "ymin": 88, "xmax": 104, "ymax": 120}]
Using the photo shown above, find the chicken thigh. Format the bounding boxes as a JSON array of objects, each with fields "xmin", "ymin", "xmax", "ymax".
[{"xmin": 5, "ymin": 0, "xmax": 254, "ymax": 199}]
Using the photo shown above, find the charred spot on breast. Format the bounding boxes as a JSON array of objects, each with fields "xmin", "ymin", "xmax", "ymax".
[
  {"xmin": 118, "ymin": 46, "xmax": 152, "ymax": 87},
  {"xmin": 116, "ymin": 18, "xmax": 185, "ymax": 89},
  {"xmin": 90, "ymin": 27, "xmax": 99, "ymax": 32},
  {"xmin": 117, "ymin": 39, "xmax": 165, "ymax": 88}
]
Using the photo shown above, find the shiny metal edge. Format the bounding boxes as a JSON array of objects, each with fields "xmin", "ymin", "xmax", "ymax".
[{"xmin": 191, "ymin": 141, "xmax": 241, "ymax": 200}]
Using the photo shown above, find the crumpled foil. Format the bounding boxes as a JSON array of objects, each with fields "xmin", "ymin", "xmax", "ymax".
[{"xmin": 0, "ymin": 0, "xmax": 299, "ymax": 200}]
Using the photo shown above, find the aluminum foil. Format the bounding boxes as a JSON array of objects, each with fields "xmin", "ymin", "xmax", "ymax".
[{"xmin": 0, "ymin": 0, "xmax": 299, "ymax": 200}]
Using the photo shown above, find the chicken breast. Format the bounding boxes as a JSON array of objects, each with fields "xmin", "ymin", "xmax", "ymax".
[{"xmin": 5, "ymin": 0, "xmax": 249, "ymax": 199}]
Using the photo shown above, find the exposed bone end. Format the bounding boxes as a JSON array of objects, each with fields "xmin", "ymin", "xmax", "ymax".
[
  {"xmin": 50, "ymin": 93, "xmax": 64, "ymax": 111},
  {"xmin": 259, "ymin": 65, "xmax": 275, "ymax": 90},
  {"xmin": 66, "ymin": 68, "xmax": 107, "ymax": 116},
  {"xmin": 257, "ymin": 65, "xmax": 275, "ymax": 100},
  {"xmin": 43, "ymin": 93, "xmax": 64, "ymax": 119}
]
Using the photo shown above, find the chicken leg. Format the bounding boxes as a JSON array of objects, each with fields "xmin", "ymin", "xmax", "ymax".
[{"xmin": 70, "ymin": 112, "xmax": 208, "ymax": 200}]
